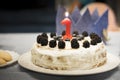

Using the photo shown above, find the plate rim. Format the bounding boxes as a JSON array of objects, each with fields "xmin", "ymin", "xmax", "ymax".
[
  {"xmin": 18, "ymin": 52, "xmax": 120, "ymax": 76},
  {"xmin": 0, "ymin": 50, "xmax": 19, "ymax": 67}
]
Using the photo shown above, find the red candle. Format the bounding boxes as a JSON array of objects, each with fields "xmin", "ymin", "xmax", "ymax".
[{"xmin": 61, "ymin": 12, "xmax": 72, "ymax": 40}]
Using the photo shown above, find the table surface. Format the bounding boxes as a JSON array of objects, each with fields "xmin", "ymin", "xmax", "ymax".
[{"xmin": 0, "ymin": 32, "xmax": 120, "ymax": 80}]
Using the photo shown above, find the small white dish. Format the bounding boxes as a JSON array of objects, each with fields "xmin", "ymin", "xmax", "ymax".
[
  {"xmin": 0, "ymin": 50, "xmax": 19, "ymax": 67},
  {"xmin": 18, "ymin": 52, "xmax": 120, "ymax": 76}
]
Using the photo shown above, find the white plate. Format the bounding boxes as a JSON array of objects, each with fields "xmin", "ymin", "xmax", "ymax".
[
  {"xmin": 18, "ymin": 52, "xmax": 120, "ymax": 76},
  {"xmin": 0, "ymin": 50, "xmax": 19, "ymax": 67}
]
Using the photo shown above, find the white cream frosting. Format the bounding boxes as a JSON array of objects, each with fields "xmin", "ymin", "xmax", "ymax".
[{"xmin": 31, "ymin": 36, "xmax": 107, "ymax": 70}]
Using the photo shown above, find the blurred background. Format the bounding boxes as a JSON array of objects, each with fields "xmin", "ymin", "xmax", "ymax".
[{"xmin": 0, "ymin": 0, "xmax": 120, "ymax": 33}]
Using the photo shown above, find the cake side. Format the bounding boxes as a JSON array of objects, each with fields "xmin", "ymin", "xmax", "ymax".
[{"xmin": 31, "ymin": 42, "xmax": 106, "ymax": 70}]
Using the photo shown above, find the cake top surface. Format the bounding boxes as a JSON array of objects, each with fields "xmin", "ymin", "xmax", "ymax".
[
  {"xmin": 36, "ymin": 31, "xmax": 103, "ymax": 49},
  {"xmin": 33, "ymin": 31, "xmax": 106, "ymax": 57}
]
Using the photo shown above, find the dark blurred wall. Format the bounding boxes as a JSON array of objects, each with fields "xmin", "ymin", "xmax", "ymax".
[
  {"xmin": 0, "ymin": 0, "xmax": 54, "ymax": 10},
  {"xmin": 106, "ymin": 0, "xmax": 120, "ymax": 26},
  {"xmin": 0, "ymin": 0, "xmax": 56, "ymax": 33}
]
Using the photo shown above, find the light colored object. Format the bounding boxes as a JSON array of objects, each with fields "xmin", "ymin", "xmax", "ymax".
[
  {"xmin": 0, "ymin": 50, "xmax": 19, "ymax": 67},
  {"xmin": 0, "ymin": 50, "xmax": 12, "ymax": 62},
  {"xmin": 0, "ymin": 58, "xmax": 6, "ymax": 65},
  {"xmin": 103, "ymin": 29, "xmax": 110, "ymax": 41},
  {"xmin": 18, "ymin": 52, "xmax": 120, "ymax": 75},
  {"xmin": 31, "ymin": 36, "xmax": 107, "ymax": 70}
]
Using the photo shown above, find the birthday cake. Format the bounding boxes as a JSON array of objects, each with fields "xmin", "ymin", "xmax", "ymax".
[
  {"xmin": 31, "ymin": 31, "xmax": 107, "ymax": 70},
  {"xmin": 31, "ymin": 6, "xmax": 108, "ymax": 70}
]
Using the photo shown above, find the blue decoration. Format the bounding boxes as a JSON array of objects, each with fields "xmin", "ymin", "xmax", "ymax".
[{"xmin": 56, "ymin": 6, "xmax": 108, "ymax": 42}]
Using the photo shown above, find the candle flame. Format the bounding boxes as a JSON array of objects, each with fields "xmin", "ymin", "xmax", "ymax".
[{"xmin": 65, "ymin": 12, "xmax": 69, "ymax": 17}]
